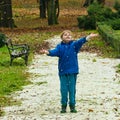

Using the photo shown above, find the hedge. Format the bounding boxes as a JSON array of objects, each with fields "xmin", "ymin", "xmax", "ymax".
[{"xmin": 97, "ymin": 23, "xmax": 120, "ymax": 55}]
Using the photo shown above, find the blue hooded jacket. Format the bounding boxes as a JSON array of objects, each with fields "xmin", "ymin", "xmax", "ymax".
[{"xmin": 48, "ymin": 37, "xmax": 87, "ymax": 75}]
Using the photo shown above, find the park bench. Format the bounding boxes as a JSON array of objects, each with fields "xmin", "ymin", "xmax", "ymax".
[{"xmin": 5, "ymin": 39, "xmax": 29, "ymax": 66}]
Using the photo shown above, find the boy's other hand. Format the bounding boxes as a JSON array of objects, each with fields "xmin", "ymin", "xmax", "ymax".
[
  {"xmin": 86, "ymin": 33, "xmax": 99, "ymax": 41},
  {"xmin": 89, "ymin": 33, "xmax": 99, "ymax": 38},
  {"xmin": 40, "ymin": 49, "xmax": 49, "ymax": 54}
]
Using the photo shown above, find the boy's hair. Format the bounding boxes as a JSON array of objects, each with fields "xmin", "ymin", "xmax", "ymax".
[{"xmin": 60, "ymin": 30, "xmax": 73, "ymax": 40}]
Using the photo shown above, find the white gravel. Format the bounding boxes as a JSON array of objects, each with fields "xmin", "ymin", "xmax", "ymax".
[{"xmin": 0, "ymin": 35, "xmax": 120, "ymax": 120}]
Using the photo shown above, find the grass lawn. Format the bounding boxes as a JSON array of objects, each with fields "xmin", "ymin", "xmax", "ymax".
[{"xmin": 0, "ymin": 46, "xmax": 30, "ymax": 115}]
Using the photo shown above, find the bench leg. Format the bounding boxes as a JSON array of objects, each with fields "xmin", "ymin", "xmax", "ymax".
[
  {"xmin": 24, "ymin": 55, "xmax": 28, "ymax": 66},
  {"xmin": 10, "ymin": 57, "xmax": 14, "ymax": 66}
]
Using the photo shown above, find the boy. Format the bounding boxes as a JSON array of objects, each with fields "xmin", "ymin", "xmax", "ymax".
[{"xmin": 40, "ymin": 30, "xmax": 98, "ymax": 113}]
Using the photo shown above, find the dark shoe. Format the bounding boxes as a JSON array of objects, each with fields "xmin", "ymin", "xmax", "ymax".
[
  {"xmin": 60, "ymin": 105, "xmax": 67, "ymax": 113},
  {"xmin": 69, "ymin": 105, "xmax": 77, "ymax": 113}
]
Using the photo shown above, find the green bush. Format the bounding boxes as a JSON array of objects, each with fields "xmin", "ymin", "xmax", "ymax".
[
  {"xmin": 0, "ymin": 33, "xmax": 6, "ymax": 48},
  {"xmin": 87, "ymin": 2, "xmax": 103, "ymax": 16},
  {"xmin": 77, "ymin": 16, "xmax": 86, "ymax": 29},
  {"xmin": 87, "ymin": 2, "xmax": 116, "ymax": 21},
  {"xmin": 84, "ymin": 15, "xmax": 96, "ymax": 29},
  {"xmin": 104, "ymin": 19, "xmax": 120, "ymax": 30},
  {"xmin": 77, "ymin": 15, "xmax": 96, "ymax": 29},
  {"xmin": 102, "ymin": 7, "xmax": 115, "ymax": 19},
  {"xmin": 111, "ymin": 19, "xmax": 120, "ymax": 30},
  {"xmin": 77, "ymin": 2, "xmax": 120, "ymax": 30}
]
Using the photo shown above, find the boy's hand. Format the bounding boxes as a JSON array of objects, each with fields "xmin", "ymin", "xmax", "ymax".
[
  {"xmin": 40, "ymin": 49, "xmax": 49, "ymax": 54},
  {"xmin": 86, "ymin": 33, "xmax": 99, "ymax": 41},
  {"xmin": 89, "ymin": 33, "xmax": 98, "ymax": 38}
]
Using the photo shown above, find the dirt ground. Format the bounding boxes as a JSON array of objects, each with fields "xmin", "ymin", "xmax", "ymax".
[{"xmin": 0, "ymin": 35, "xmax": 120, "ymax": 120}]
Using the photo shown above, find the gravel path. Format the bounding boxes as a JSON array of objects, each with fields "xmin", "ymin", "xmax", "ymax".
[{"xmin": 0, "ymin": 36, "xmax": 120, "ymax": 120}]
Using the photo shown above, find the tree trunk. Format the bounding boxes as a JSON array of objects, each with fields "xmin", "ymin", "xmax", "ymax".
[
  {"xmin": 39, "ymin": 0, "xmax": 47, "ymax": 18},
  {"xmin": 47, "ymin": 0, "xmax": 58, "ymax": 25},
  {"xmin": 0, "ymin": 0, "xmax": 15, "ymax": 28},
  {"xmin": 55, "ymin": 0, "xmax": 59, "ymax": 18}
]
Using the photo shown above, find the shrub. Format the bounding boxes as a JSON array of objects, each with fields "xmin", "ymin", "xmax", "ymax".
[
  {"xmin": 104, "ymin": 19, "xmax": 120, "ymax": 30},
  {"xmin": 87, "ymin": 2, "xmax": 116, "ymax": 21},
  {"xmin": 84, "ymin": 15, "xmax": 96, "ymax": 29},
  {"xmin": 0, "ymin": 33, "xmax": 6, "ymax": 48},
  {"xmin": 102, "ymin": 7, "xmax": 115, "ymax": 19},
  {"xmin": 111, "ymin": 19, "xmax": 120, "ymax": 30},
  {"xmin": 77, "ymin": 15, "xmax": 96, "ymax": 29},
  {"xmin": 78, "ymin": 2, "xmax": 120, "ymax": 30},
  {"xmin": 77, "ymin": 15, "xmax": 86, "ymax": 29},
  {"xmin": 87, "ymin": 2, "xmax": 104, "ymax": 16}
]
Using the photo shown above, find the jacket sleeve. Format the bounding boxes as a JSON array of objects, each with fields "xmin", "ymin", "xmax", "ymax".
[
  {"xmin": 47, "ymin": 44, "xmax": 60, "ymax": 57},
  {"xmin": 73, "ymin": 37, "xmax": 87, "ymax": 53}
]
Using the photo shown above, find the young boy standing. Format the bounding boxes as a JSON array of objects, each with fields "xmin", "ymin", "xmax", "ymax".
[{"xmin": 40, "ymin": 30, "xmax": 98, "ymax": 113}]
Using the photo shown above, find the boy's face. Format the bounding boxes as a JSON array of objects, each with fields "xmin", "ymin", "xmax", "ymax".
[{"xmin": 62, "ymin": 32, "xmax": 72, "ymax": 43}]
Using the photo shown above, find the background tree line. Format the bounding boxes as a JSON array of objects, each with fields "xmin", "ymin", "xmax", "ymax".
[{"xmin": 0, "ymin": 0, "xmax": 105, "ymax": 28}]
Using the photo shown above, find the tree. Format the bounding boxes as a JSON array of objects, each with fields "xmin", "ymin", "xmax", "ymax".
[
  {"xmin": 47, "ymin": 0, "xmax": 59, "ymax": 25},
  {"xmin": 38, "ymin": 0, "xmax": 59, "ymax": 25},
  {"xmin": 39, "ymin": 0, "xmax": 47, "ymax": 18},
  {"xmin": 0, "ymin": 0, "xmax": 15, "ymax": 28}
]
